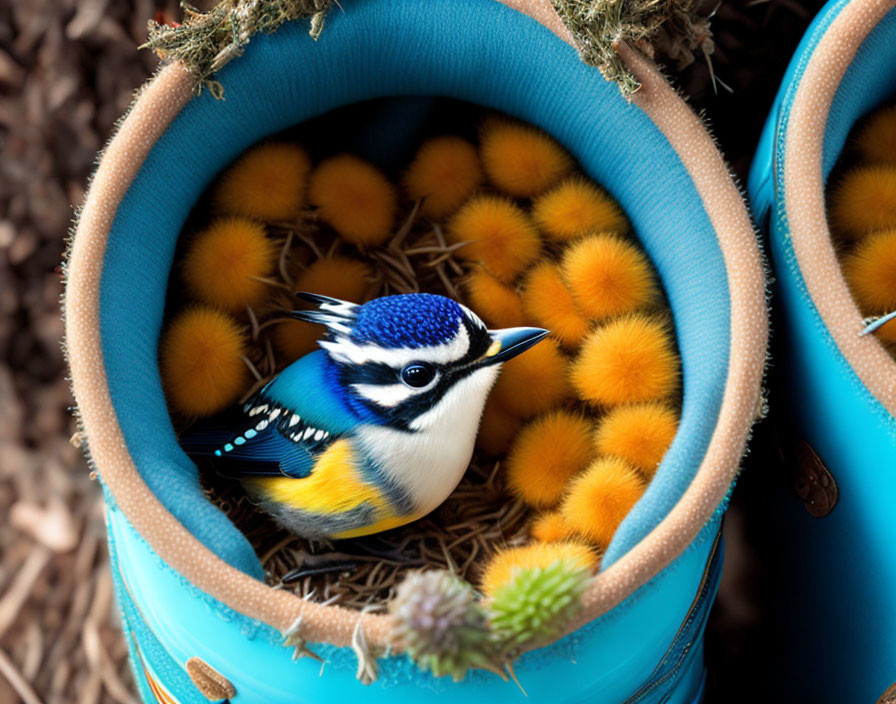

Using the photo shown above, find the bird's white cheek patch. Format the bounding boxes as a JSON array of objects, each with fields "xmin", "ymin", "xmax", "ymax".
[{"xmin": 351, "ymin": 382, "xmax": 416, "ymax": 408}]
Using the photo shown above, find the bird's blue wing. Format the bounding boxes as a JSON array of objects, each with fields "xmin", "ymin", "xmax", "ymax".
[
  {"xmin": 179, "ymin": 350, "xmax": 360, "ymax": 479},
  {"xmin": 180, "ymin": 418, "xmax": 317, "ymax": 479}
]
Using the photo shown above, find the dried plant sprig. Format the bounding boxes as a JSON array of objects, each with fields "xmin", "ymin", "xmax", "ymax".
[
  {"xmin": 143, "ymin": 0, "xmax": 334, "ymax": 98},
  {"xmin": 551, "ymin": 0, "xmax": 715, "ymax": 96},
  {"xmin": 390, "ymin": 570, "xmax": 502, "ymax": 682}
]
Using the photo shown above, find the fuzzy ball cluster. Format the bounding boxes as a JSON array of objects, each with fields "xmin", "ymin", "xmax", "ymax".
[{"xmin": 829, "ymin": 102, "xmax": 896, "ymax": 348}]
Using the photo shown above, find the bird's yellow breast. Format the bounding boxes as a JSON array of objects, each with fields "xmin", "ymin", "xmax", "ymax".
[{"xmin": 243, "ymin": 439, "xmax": 412, "ymax": 538}]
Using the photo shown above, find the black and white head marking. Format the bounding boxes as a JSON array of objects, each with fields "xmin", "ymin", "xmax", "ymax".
[{"xmin": 329, "ymin": 305, "xmax": 494, "ymax": 430}]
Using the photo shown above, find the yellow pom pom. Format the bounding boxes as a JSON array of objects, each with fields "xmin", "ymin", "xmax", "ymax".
[
  {"xmin": 480, "ymin": 541, "xmax": 598, "ymax": 596},
  {"xmin": 506, "ymin": 410, "xmax": 594, "ymax": 507},
  {"xmin": 571, "ymin": 315, "xmax": 679, "ymax": 406},
  {"xmin": 561, "ymin": 458, "xmax": 645, "ymax": 549},
  {"xmin": 530, "ymin": 512, "xmax": 571, "ymax": 543},
  {"xmin": 309, "ymin": 155, "xmax": 397, "ymax": 246},
  {"xmin": 492, "ymin": 337, "xmax": 570, "ymax": 417},
  {"xmin": 160, "ymin": 307, "xmax": 248, "ymax": 417},
  {"xmin": 273, "ymin": 256, "xmax": 373, "ymax": 362},
  {"xmin": 465, "ymin": 268, "xmax": 525, "ymax": 328},
  {"xmin": 521, "ymin": 262, "xmax": 590, "ymax": 349},
  {"xmin": 561, "ymin": 234, "xmax": 657, "ymax": 320},
  {"xmin": 182, "ymin": 217, "xmax": 277, "ymax": 313},
  {"xmin": 213, "ymin": 143, "xmax": 310, "ymax": 221},
  {"xmin": 829, "ymin": 166, "xmax": 896, "ymax": 240},
  {"xmin": 480, "ymin": 120, "xmax": 573, "ymax": 197},
  {"xmin": 532, "ymin": 178, "xmax": 627, "ymax": 241},
  {"xmin": 404, "ymin": 136, "xmax": 483, "ymax": 217},
  {"xmin": 448, "ymin": 196, "xmax": 541, "ymax": 282},
  {"xmin": 476, "ymin": 395, "xmax": 522, "ymax": 456},
  {"xmin": 842, "ymin": 229, "xmax": 896, "ymax": 313},
  {"xmin": 594, "ymin": 402, "xmax": 679, "ymax": 478},
  {"xmin": 855, "ymin": 105, "xmax": 896, "ymax": 166}
]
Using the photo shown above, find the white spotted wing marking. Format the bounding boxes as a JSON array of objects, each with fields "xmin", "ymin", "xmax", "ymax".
[{"xmin": 215, "ymin": 398, "xmax": 336, "ymax": 457}]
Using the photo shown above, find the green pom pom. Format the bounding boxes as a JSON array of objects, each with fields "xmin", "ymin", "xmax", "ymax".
[
  {"xmin": 390, "ymin": 570, "xmax": 497, "ymax": 682},
  {"xmin": 488, "ymin": 559, "xmax": 589, "ymax": 655}
]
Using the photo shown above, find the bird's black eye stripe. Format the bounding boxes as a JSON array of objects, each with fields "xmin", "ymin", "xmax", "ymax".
[{"xmin": 400, "ymin": 362, "xmax": 437, "ymax": 388}]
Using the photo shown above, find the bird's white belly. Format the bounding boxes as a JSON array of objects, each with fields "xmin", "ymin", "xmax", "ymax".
[{"xmin": 354, "ymin": 366, "xmax": 498, "ymax": 516}]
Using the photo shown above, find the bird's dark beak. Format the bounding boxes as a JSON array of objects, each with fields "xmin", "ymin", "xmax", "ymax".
[{"xmin": 481, "ymin": 327, "xmax": 549, "ymax": 365}]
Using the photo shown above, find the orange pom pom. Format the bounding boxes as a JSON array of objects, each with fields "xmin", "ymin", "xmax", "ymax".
[
  {"xmin": 480, "ymin": 120, "xmax": 573, "ymax": 197},
  {"xmin": 571, "ymin": 315, "xmax": 679, "ymax": 406},
  {"xmin": 480, "ymin": 541, "xmax": 597, "ymax": 596},
  {"xmin": 842, "ymin": 229, "xmax": 896, "ymax": 313},
  {"xmin": 561, "ymin": 457, "xmax": 645, "ymax": 548},
  {"xmin": 404, "ymin": 136, "xmax": 483, "ymax": 217},
  {"xmin": 561, "ymin": 234, "xmax": 657, "ymax": 320},
  {"xmin": 476, "ymin": 395, "xmax": 522, "ymax": 456},
  {"xmin": 594, "ymin": 402, "xmax": 679, "ymax": 478},
  {"xmin": 272, "ymin": 320, "xmax": 323, "ymax": 363},
  {"xmin": 213, "ymin": 143, "xmax": 310, "ymax": 221},
  {"xmin": 506, "ymin": 410, "xmax": 594, "ymax": 508},
  {"xmin": 465, "ymin": 268, "xmax": 525, "ymax": 328},
  {"xmin": 448, "ymin": 196, "xmax": 541, "ymax": 282},
  {"xmin": 295, "ymin": 256, "xmax": 373, "ymax": 303},
  {"xmin": 532, "ymin": 178, "xmax": 627, "ymax": 241},
  {"xmin": 521, "ymin": 262, "xmax": 590, "ymax": 348},
  {"xmin": 829, "ymin": 166, "xmax": 896, "ymax": 240},
  {"xmin": 182, "ymin": 217, "xmax": 277, "ymax": 313},
  {"xmin": 854, "ymin": 104, "xmax": 896, "ymax": 166},
  {"xmin": 309, "ymin": 155, "xmax": 397, "ymax": 246},
  {"xmin": 160, "ymin": 307, "xmax": 248, "ymax": 417},
  {"xmin": 273, "ymin": 256, "xmax": 373, "ymax": 362},
  {"xmin": 492, "ymin": 337, "xmax": 570, "ymax": 417},
  {"xmin": 530, "ymin": 512, "xmax": 571, "ymax": 543}
]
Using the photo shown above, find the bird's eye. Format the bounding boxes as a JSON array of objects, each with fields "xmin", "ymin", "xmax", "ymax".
[{"xmin": 400, "ymin": 362, "xmax": 437, "ymax": 389}]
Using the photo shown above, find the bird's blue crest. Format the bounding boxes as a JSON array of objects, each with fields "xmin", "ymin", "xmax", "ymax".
[{"xmin": 351, "ymin": 294, "xmax": 464, "ymax": 349}]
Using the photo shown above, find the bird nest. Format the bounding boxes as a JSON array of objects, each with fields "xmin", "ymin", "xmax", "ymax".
[
  {"xmin": 197, "ymin": 204, "xmax": 533, "ymax": 611},
  {"xmin": 163, "ymin": 99, "xmax": 682, "ymax": 618}
]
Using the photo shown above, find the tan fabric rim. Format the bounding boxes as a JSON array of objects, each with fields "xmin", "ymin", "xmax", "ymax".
[
  {"xmin": 65, "ymin": 1, "xmax": 767, "ymax": 650},
  {"xmin": 783, "ymin": 0, "xmax": 896, "ymax": 414}
]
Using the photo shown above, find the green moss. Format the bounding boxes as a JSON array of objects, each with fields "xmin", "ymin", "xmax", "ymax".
[
  {"xmin": 143, "ymin": 0, "xmax": 333, "ymax": 98},
  {"xmin": 551, "ymin": 0, "xmax": 713, "ymax": 97}
]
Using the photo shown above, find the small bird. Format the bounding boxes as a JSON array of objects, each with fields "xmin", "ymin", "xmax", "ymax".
[{"xmin": 183, "ymin": 292, "xmax": 548, "ymax": 540}]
